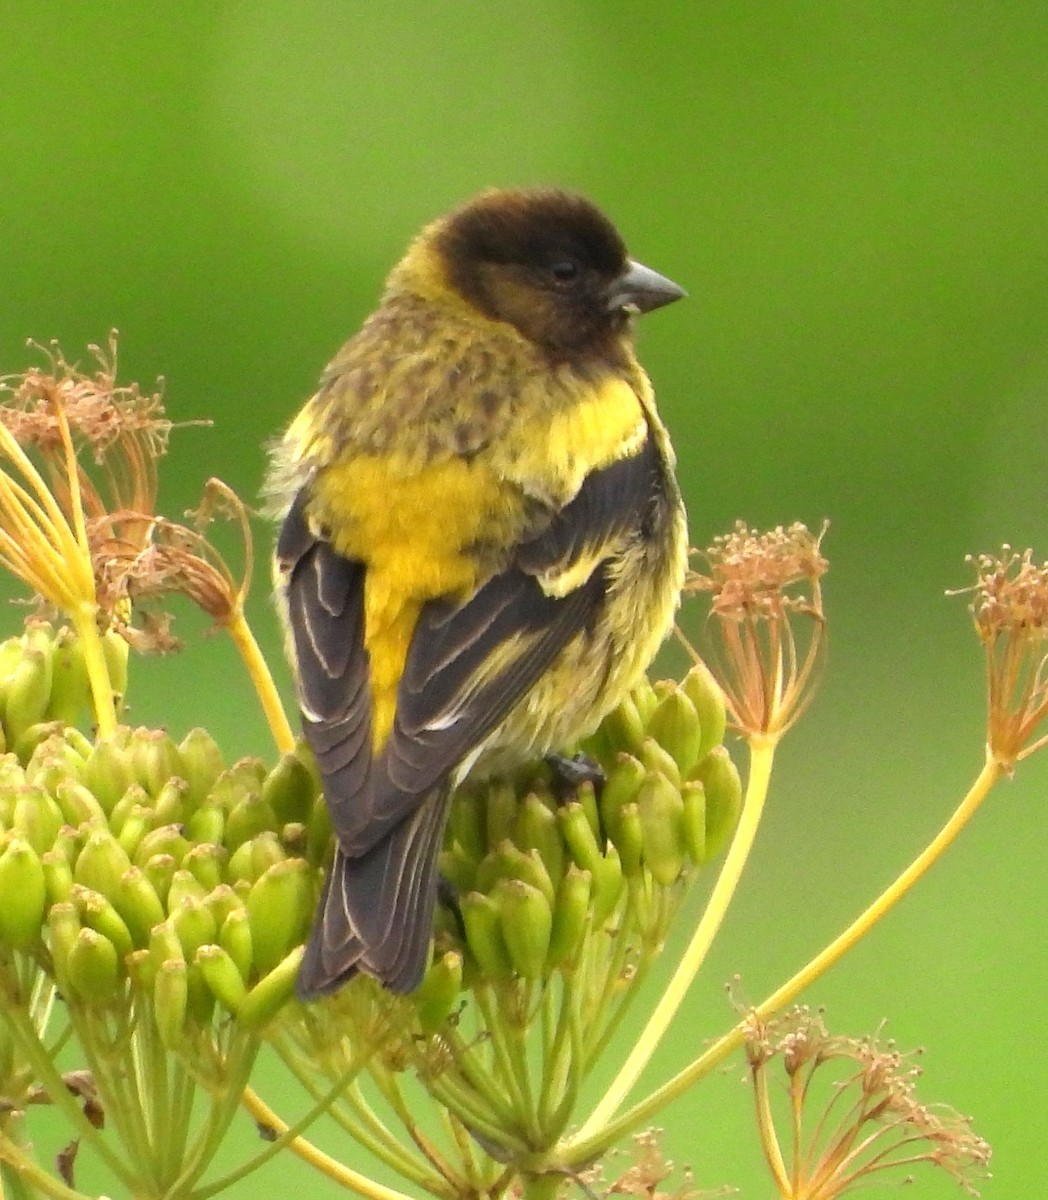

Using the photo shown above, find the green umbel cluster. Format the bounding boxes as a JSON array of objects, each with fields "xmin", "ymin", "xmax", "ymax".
[
  {"xmin": 0, "ymin": 622, "xmax": 128, "ymax": 757},
  {"xmin": 0, "ymin": 623, "xmax": 740, "ymax": 1196},
  {"xmin": 278, "ymin": 663, "xmax": 740, "ymax": 1182},
  {"xmin": 429, "ymin": 666, "xmax": 740, "ymax": 999},
  {"xmin": 0, "ymin": 726, "xmax": 326, "ymax": 1039}
]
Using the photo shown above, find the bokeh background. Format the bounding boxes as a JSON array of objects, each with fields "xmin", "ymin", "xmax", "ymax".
[{"xmin": 4, "ymin": 3, "xmax": 1048, "ymax": 1196}]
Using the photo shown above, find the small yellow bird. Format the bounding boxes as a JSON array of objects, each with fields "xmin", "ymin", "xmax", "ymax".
[{"xmin": 267, "ymin": 188, "xmax": 687, "ymax": 996}]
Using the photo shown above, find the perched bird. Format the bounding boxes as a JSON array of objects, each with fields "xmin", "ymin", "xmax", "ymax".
[{"xmin": 267, "ymin": 188, "xmax": 688, "ymax": 997}]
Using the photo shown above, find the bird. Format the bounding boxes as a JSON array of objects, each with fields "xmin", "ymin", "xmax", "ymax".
[{"xmin": 266, "ymin": 187, "xmax": 688, "ymax": 997}]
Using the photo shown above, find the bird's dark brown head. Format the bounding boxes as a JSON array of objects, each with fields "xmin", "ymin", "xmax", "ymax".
[{"xmin": 427, "ymin": 188, "xmax": 685, "ymax": 361}]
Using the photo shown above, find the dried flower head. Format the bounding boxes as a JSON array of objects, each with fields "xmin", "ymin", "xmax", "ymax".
[
  {"xmin": 743, "ymin": 1008, "xmax": 990, "ymax": 1199},
  {"xmin": 685, "ymin": 522, "xmax": 827, "ymax": 738},
  {"xmin": 959, "ymin": 547, "xmax": 1048, "ymax": 767},
  {"xmin": 93, "ymin": 479, "xmax": 256, "ymax": 653},
  {"xmin": 0, "ymin": 334, "xmax": 176, "ymax": 532},
  {"xmin": 0, "ymin": 337, "xmax": 253, "ymax": 654},
  {"xmin": 593, "ymin": 1130, "xmax": 716, "ymax": 1200}
]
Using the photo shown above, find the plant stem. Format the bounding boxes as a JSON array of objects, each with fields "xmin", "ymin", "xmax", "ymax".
[
  {"xmin": 224, "ymin": 608, "xmax": 296, "ymax": 754},
  {"xmin": 562, "ymin": 750, "xmax": 1003, "ymax": 1167},
  {"xmin": 576, "ymin": 733, "xmax": 777, "ymax": 1139},
  {"xmin": 69, "ymin": 605, "xmax": 117, "ymax": 738},
  {"xmin": 0, "ymin": 1131, "xmax": 86, "ymax": 1200},
  {"xmin": 239, "ymin": 1087, "xmax": 417, "ymax": 1200}
]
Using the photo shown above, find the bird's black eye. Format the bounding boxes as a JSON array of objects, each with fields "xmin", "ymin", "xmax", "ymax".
[{"xmin": 549, "ymin": 259, "xmax": 580, "ymax": 284}]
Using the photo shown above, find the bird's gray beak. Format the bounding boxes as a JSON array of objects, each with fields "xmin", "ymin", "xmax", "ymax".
[{"xmin": 605, "ymin": 259, "xmax": 686, "ymax": 315}]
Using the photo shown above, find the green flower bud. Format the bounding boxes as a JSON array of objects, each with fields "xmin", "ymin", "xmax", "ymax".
[
  {"xmin": 639, "ymin": 737, "xmax": 682, "ymax": 790},
  {"xmin": 237, "ymin": 945, "xmax": 303, "ymax": 1030},
  {"xmin": 153, "ymin": 958, "xmax": 188, "ymax": 1049},
  {"xmin": 496, "ymin": 879, "xmax": 552, "ymax": 980},
  {"xmin": 108, "ymin": 783, "xmax": 150, "ymax": 835},
  {"xmin": 253, "ymin": 830, "xmax": 291, "ymax": 878},
  {"xmin": 170, "ymin": 896, "xmax": 217, "ymax": 961},
  {"xmin": 484, "ymin": 780, "xmax": 519, "ymax": 850},
  {"xmin": 447, "ymin": 783, "xmax": 487, "ymax": 864},
  {"xmin": 42, "ymin": 847, "xmax": 74, "ymax": 905},
  {"xmin": 646, "ymin": 685, "xmax": 703, "ymax": 779},
  {"xmin": 0, "ymin": 837, "xmax": 46, "ymax": 948},
  {"xmin": 474, "ymin": 841, "xmax": 555, "ymax": 906},
  {"xmin": 101, "ymin": 631, "xmax": 129, "ymax": 715},
  {"xmin": 132, "ymin": 824, "xmax": 189, "ymax": 870},
  {"xmin": 204, "ymin": 760, "xmax": 261, "ymax": 814},
  {"xmin": 47, "ymin": 902, "xmax": 82, "ymax": 991},
  {"xmin": 558, "ymin": 802, "xmax": 603, "ymax": 875},
  {"xmin": 513, "ymin": 792, "xmax": 565, "ymax": 886},
  {"xmin": 219, "ymin": 908, "xmax": 253, "ymax": 983},
  {"xmin": 141, "ymin": 853, "xmax": 177, "ymax": 907},
  {"xmin": 54, "ymin": 779, "xmax": 106, "ymax": 826},
  {"xmin": 227, "ymin": 830, "xmax": 287, "ymax": 886},
  {"xmin": 305, "ymin": 793, "xmax": 332, "ymax": 865},
  {"xmin": 0, "ymin": 634, "xmax": 26, "ymax": 678},
  {"xmin": 280, "ymin": 822, "xmax": 308, "ymax": 855},
  {"xmin": 597, "ymin": 753, "xmax": 647, "ymax": 849},
  {"xmin": 70, "ymin": 885, "xmax": 134, "ymax": 962},
  {"xmin": 613, "ymin": 803, "xmax": 644, "ymax": 877},
  {"xmin": 176, "ymin": 728, "xmax": 225, "ymax": 807},
  {"xmin": 547, "ymin": 865, "xmax": 592, "ymax": 969},
  {"xmin": 224, "ymin": 793, "xmax": 279, "ymax": 854},
  {"xmin": 590, "ymin": 844, "xmax": 625, "ymax": 928},
  {"xmin": 630, "ymin": 676, "xmax": 659, "ymax": 725},
  {"xmin": 152, "ymin": 777, "xmax": 190, "ymax": 827},
  {"xmin": 691, "ymin": 747, "xmax": 742, "ymax": 861},
  {"xmin": 574, "ymin": 780, "xmax": 602, "ymax": 841},
  {"xmin": 46, "ymin": 630, "xmax": 92, "ymax": 726},
  {"xmin": 62, "ymin": 727, "xmax": 94, "ymax": 761},
  {"xmin": 12, "ymin": 787, "xmax": 64, "ymax": 856},
  {"xmin": 460, "ymin": 891, "xmax": 512, "ymax": 979},
  {"xmin": 246, "ymin": 859, "xmax": 312, "ymax": 975},
  {"xmin": 81, "ymin": 740, "xmax": 137, "ymax": 816},
  {"xmin": 184, "ymin": 843, "xmax": 227, "ymax": 892},
  {"xmin": 128, "ymin": 729, "xmax": 180, "ymax": 798},
  {"xmin": 125, "ymin": 947, "xmax": 155, "ymax": 992},
  {"xmin": 67, "ymin": 927, "xmax": 121, "ymax": 1006},
  {"xmin": 186, "ymin": 801, "xmax": 226, "ymax": 847},
  {"xmin": 109, "ymin": 866, "xmax": 166, "ymax": 947},
  {"xmin": 438, "ymin": 844, "xmax": 476, "ymax": 893},
  {"xmin": 2, "ymin": 646, "xmax": 54, "ymax": 742},
  {"xmin": 203, "ymin": 883, "xmax": 241, "ymax": 930},
  {"xmin": 682, "ymin": 660, "xmax": 728, "ymax": 763},
  {"xmin": 149, "ymin": 919, "xmax": 185, "ymax": 971},
  {"xmin": 74, "ymin": 828, "xmax": 133, "ymax": 896},
  {"xmin": 414, "ymin": 950, "xmax": 463, "ymax": 1033},
  {"xmin": 17, "ymin": 724, "xmax": 74, "ymax": 771},
  {"xmin": 600, "ymin": 694, "xmax": 646, "ymax": 757},
  {"xmin": 680, "ymin": 780, "xmax": 706, "ymax": 864},
  {"xmin": 116, "ymin": 808, "xmax": 153, "ymax": 859},
  {"xmin": 636, "ymin": 772, "xmax": 686, "ymax": 887},
  {"xmin": 261, "ymin": 753, "xmax": 316, "ymax": 826},
  {"xmin": 166, "ymin": 869, "xmax": 209, "ymax": 912},
  {"xmin": 196, "ymin": 943, "xmax": 247, "ymax": 1013}
]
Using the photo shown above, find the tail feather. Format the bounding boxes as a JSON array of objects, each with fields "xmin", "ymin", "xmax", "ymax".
[{"xmin": 297, "ymin": 787, "xmax": 451, "ymax": 997}]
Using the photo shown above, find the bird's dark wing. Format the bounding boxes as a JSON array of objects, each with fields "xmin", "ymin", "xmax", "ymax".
[
  {"xmin": 291, "ymin": 437, "xmax": 665, "ymax": 995},
  {"xmin": 345, "ymin": 436, "xmax": 663, "ymax": 852},
  {"xmin": 276, "ymin": 491, "xmax": 373, "ymax": 837}
]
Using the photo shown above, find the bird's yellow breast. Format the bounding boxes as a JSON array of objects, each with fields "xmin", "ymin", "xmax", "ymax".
[{"xmin": 304, "ymin": 369, "xmax": 648, "ymax": 751}]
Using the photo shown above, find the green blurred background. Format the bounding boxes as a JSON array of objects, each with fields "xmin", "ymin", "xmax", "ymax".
[{"xmin": 4, "ymin": 3, "xmax": 1048, "ymax": 1196}]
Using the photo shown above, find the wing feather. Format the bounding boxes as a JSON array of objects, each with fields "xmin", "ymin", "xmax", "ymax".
[{"xmin": 277, "ymin": 492, "xmax": 373, "ymax": 836}]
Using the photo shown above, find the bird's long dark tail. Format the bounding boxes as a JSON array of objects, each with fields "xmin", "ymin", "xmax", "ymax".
[{"xmin": 297, "ymin": 786, "xmax": 452, "ymax": 997}]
